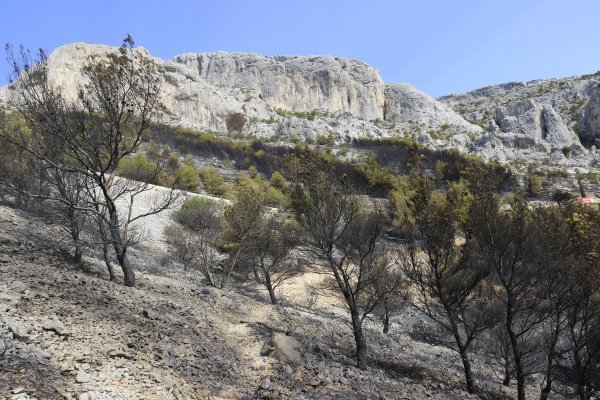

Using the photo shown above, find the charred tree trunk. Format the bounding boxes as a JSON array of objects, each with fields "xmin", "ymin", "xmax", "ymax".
[
  {"xmin": 459, "ymin": 347, "xmax": 475, "ymax": 394},
  {"xmin": 503, "ymin": 355, "xmax": 512, "ymax": 386},
  {"xmin": 446, "ymin": 311, "xmax": 475, "ymax": 394},
  {"xmin": 103, "ymin": 242, "xmax": 117, "ymax": 282},
  {"xmin": 264, "ymin": 271, "xmax": 277, "ymax": 305},
  {"xmin": 107, "ymin": 207, "xmax": 134, "ymax": 287},
  {"xmin": 351, "ymin": 309, "xmax": 367, "ymax": 369},
  {"xmin": 540, "ymin": 319, "xmax": 561, "ymax": 400},
  {"xmin": 382, "ymin": 298, "xmax": 390, "ymax": 334},
  {"xmin": 114, "ymin": 243, "xmax": 134, "ymax": 287},
  {"xmin": 506, "ymin": 297, "xmax": 526, "ymax": 400},
  {"xmin": 70, "ymin": 216, "xmax": 83, "ymax": 266},
  {"xmin": 74, "ymin": 239, "xmax": 83, "ymax": 265}
]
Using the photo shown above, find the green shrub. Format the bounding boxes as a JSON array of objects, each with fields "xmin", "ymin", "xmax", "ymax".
[
  {"xmin": 172, "ymin": 196, "xmax": 219, "ymax": 230},
  {"xmin": 528, "ymin": 174, "xmax": 544, "ymax": 197},
  {"xmin": 269, "ymin": 171, "xmax": 287, "ymax": 191},
  {"xmin": 177, "ymin": 165, "xmax": 200, "ymax": 192},
  {"xmin": 118, "ymin": 153, "xmax": 159, "ymax": 183},
  {"xmin": 265, "ymin": 186, "xmax": 287, "ymax": 207},
  {"xmin": 337, "ymin": 145, "xmax": 349, "ymax": 157},
  {"xmin": 316, "ymin": 133, "xmax": 335, "ymax": 146},
  {"xmin": 200, "ymin": 166, "xmax": 228, "ymax": 196}
]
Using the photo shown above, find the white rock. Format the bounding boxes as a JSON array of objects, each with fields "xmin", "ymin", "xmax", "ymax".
[
  {"xmin": 260, "ymin": 332, "xmax": 303, "ymax": 367},
  {"xmin": 76, "ymin": 370, "xmax": 92, "ymax": 383},
  {"xmin": 384, "ymin": 83, "xmax": 481, "ymax": 134}
]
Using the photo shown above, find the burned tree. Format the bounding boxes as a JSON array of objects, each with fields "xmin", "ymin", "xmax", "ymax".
[
  {"xmin": 245, "ymin": 214, "xmax": 299, "ymax": 305},
  {"xmin": 2, "ymin": 36, "xmax": 178, "ymax": 286},
  {"xmin": 287, "ymin": 152, "xmax": 395, "ymax": 368},
  {"xmin": 396, "ymin": 173, "xmax": 496, "ymax": 393},
  {"xmin": 469, "ymin": 188, "xmax": 547, "ymax": 400}
]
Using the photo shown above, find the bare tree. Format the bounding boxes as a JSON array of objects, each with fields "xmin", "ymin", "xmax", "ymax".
[
  {"xmin": 0, "ymin": 110, "xmax": 90, "ymax": 264},
  {"xmin": 245, "ymin": 214, "xmax": 299, "ymax": 305},
  {"xmin": 2, "ymin": 36, "xmax": 178, "ymax": 286},
  {"xmin": 287, "ymin": 152, "xmax": 395, "ymax": 368}
]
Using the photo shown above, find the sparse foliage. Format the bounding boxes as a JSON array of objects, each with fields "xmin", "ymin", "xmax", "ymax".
[
  {"xmin": 287, "ymin": 151, "xmax": 396, "ymax": 368},
  {"xmin": 2, "ymin": 36, "xmax": 179, "ymax": 286}
]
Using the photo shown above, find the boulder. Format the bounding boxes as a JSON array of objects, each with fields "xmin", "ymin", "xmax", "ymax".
[
  {"xmin": 10, "ymin": 280, "xmax": 28, "ymax": 294},
  {"xmin": 76, "ymin": 370, "xmax": 92, "ymax": 383},
  {"xmin": 7, "ymin": 319, "xmax": 29, "ymax": 341},
  {"xmin": 42, "ymin": 316, "xmax": 70, "ymax": 336},
  {"xmin": 260, "ymin": 332, "xmax": 303, "ymax": 367}
]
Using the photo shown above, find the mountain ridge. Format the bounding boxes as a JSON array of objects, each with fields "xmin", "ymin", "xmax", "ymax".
[{"xmin": 1, "ymin": 42, "xmax": 599, "ymax": 170}]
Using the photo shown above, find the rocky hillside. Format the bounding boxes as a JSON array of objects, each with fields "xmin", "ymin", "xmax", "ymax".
[
  {"xmin": 1, "ymin": 43, "xmax": 600, "ymax": 170},
  {"xmin": 439, "ymin": 73, "xmax": 600, "ymax": 163},
  {"xmin": 0, "ymin": 196, "xmax": 548, "ymax": 400}
]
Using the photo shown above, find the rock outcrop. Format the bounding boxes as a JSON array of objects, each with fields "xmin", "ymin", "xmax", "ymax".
[
  {"xmin": 440, "ymin": 72, "xmax": 600, "ymax": 165},
  {"xmin": 582, "ymin": 86, "xmax": 600, "ymax": 143},
  {"xmin": 494, "ymin": 99, "xmax": 582, "ymax": 150},
  {"xmin": 384, "ymin": 84, "xmax": 482, "ymax": 134},
  {"xmin": 0, "ymin": 43, "xmax": 478, "ymax": 142},
  {"xmin": 173, "ymin": 52, "xmax": 385, "ymax": 120}
]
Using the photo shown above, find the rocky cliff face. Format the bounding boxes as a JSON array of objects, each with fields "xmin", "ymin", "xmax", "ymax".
[
  {"xmin": 384, "ymin": 84, "xmax": 481, "ymax": 134},
  {"xmin": 440, "ymin": 73, "xmax": 600, "ymax": 164},
  {"xmin": 2, "ymin": 42, "xmax": 600, "ymax": 169},
  {"xmin": 173, "ymin": 52, "xmax": 385, "ymax": 120},
  {"xmin": 0, "ymin": 43, "xmax": 477, "ymax": 139}
]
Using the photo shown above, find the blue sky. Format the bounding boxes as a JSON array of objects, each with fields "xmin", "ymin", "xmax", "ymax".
[{"xmin": 2, "ymin": 0, "xmax": 600, "ymax": 97}]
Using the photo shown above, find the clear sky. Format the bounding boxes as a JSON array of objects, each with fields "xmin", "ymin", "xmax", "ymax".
[{"xmin": 2, "ymin": 0, "xmax": 600, "ymax": 97}]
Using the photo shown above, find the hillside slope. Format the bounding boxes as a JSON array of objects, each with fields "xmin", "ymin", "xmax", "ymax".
[{"xmin": 0, "ymin": 194, "xmax": 546, "ymax": 400}]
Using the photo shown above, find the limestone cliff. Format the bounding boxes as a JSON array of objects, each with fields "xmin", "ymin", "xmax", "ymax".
[
  {"xmin": 172, "ymin": 52, "xmax": 385, "ymax": 120},
  {"xmin": 2, "ymin": 42, "xmax": 600, "ymax": 169}
]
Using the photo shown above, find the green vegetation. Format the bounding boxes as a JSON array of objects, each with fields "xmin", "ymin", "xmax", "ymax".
[
  {"xmin": 200, "ymin": 166, "xmax": 228, "ymax": 196},
  {"xmin": 274, "ymin": 108, "xmax": 327, "ymax": 120},
  {"xmin": 176, "ymin": 165, "xmax": 200, "ymax": 192},
  {"xmin": 118, "ymin": 153, "xmax": 161, "ymax": 184},
  {"xmin": 316, "ymin": 133, "xmax": 335, "ymax": 146},
  {"xmin": 528, "ymin": 173, "xmax": 544, "ymax": 197}
]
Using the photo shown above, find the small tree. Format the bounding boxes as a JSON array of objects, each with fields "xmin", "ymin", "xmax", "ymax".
[
  {"xmin": 532, "ymin": 206, "xmax": 573, "ymax": 400},
  {"xmin": 469, "ymin": 189, "xmax": 546, "ymax": 400},
  {"xmin": 166, "ymin": 196, "xmax": 223, "ymax": 286},
  {"xmin": 396, "ymin": 173, "xmax": 495, "ymax": 393},
  {"xmin": 200, "ymin": 166, "xmax": 228, "ymax": 196},
  {"xmin": 220, "ymin": 178, "xmax": 265, "ymax": 288},
  {"xmin": 287, "ymin": 151, "xmax": 395, "ymax": 368},
  {"xmin": 561, "ymin": 205, "xmax": 600, "ymax": 399},
  {"xmin": 246, "ymin": 214, "xmax": 299, "ymax": 304},
  {"xmin": 528, "ymin": 174, "xmax": 544, "ymax": 197},
  {"xmin": 269, "ymin": 171, "xmax": 288, "ymax": 191},
  {"xmin": 176, "ymin": 165, "xmax": 200, "ymax": 192}
]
